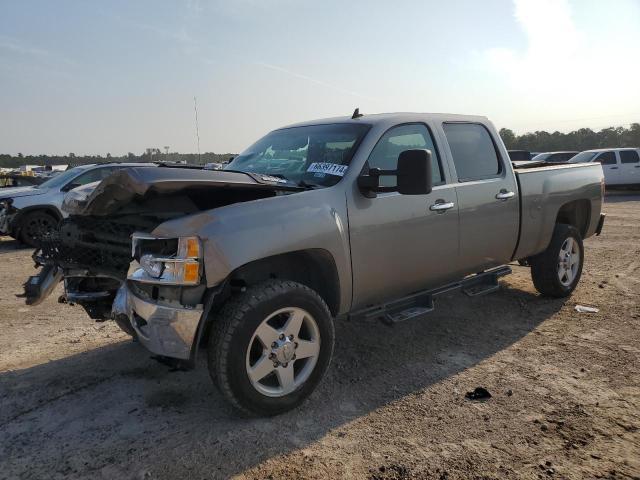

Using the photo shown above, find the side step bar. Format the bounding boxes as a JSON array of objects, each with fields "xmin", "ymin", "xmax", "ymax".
[{"xmin": 351, "ymin": 266, "xmax": 511, "ymax": 324}]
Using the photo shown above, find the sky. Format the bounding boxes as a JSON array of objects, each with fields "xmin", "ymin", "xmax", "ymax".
[{"xmin": 1, "ymin": 0, "xmax": 639, "ymax": 156}]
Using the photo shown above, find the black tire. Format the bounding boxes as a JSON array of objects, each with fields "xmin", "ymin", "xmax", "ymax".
[
  {"xmin": 209, "ymin": 280, "xmax": 335, "ymax": 416},
  {"xmin": 18, "ymin": 211, "xmax": 57, "ymax": 248},
  {"xmin": 530, "ymin": 224, "xmax": 584, "ymax": 298}
]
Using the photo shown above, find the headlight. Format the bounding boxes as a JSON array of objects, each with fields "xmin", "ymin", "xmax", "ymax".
[
  {"xmin": 139, "ymin": 254, "xmax": 165, "ymax": 278},
  {"xmin": 129, "ymin": 234, "xmax": 202, "ymax": 285}
]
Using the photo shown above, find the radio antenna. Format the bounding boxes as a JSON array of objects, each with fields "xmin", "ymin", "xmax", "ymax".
[{"xmin": 193, "ymin": 96, "xmax": 201, "ymax": 162}]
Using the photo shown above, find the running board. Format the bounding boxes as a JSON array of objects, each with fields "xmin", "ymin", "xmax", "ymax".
[{"xmin": 351, "ymin": 266, "xmax": 511, "ymax": 324}]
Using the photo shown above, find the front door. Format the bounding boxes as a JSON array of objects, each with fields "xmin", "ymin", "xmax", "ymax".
[
  {"xmin": 348, "ymin": 123, "xmax": 460, "ymax": 310},
  {"xmin": 594, "ymin": 151, "xmax": 620, "ymax": 185}
]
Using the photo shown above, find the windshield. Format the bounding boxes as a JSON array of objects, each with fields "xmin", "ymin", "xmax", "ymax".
[
  {"xmin": 36, "ymin": 167, "xmax": 83, "ymax": 189},
  {"xmin": 226, "ymin": 123, "xmax": 371, "ymax": 188},
  {"xmin": 568, "ymin": 151, "xmax": 598, "ymax": 163}
]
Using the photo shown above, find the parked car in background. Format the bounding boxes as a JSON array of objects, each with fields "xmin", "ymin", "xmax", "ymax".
[
  {"xmin": 0, "ymin": 174, "xmax": 45, "ymax": 188},
  {"xmin": 507, "ymin": 150, "xmax": 534, "ymax": 161},
  {"xmin": 0, "ymin": 163, "xmax": 156, "ymax": 247},
  {"xmin": 25, "ymin": 112, "xmax": 605, "ymax": 415},
  {"xmin": 569, "ymin": 148, "xmax": 640, "ymax": 187},
  {"xmin": 531, "ymin": 151, "xmax": 579, "ymax": 163}
]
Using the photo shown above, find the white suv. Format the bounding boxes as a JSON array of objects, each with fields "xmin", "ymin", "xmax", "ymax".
[{"xmin": 0, "ymin": 163, "xmax": 155, "ymax": 246}]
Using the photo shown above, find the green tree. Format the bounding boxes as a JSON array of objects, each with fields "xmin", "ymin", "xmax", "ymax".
[{"xmin": 499, "ymin": 128, "xmax": 516, "ymax": 149}]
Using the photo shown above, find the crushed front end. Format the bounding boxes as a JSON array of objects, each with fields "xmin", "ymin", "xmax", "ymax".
[{"xmin": 21, "ymin": 165, "xmax": 292, "ymax": 363}]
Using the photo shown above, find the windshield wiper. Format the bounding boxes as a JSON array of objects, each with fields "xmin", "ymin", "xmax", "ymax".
[{"xmin": 297, "ymin": 180, "xmax": 319, "ymax": 190}]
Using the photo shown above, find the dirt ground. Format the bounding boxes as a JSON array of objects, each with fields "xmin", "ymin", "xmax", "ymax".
[{"xmin": 1, "ymin": 193, "xmax": 639, "ymax": 480}]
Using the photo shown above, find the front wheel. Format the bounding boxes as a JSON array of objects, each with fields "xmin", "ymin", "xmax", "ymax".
[
  {"xmin": 209, "ymin": 280, "xmax": 335, "ymax": 416},
  {"xmin": 530, "ymin": 224, "xmax": 584, "ymax": 297},
  {"xmin": 19, "ymin": 211, "xmax": 58, "ymax": 248}
]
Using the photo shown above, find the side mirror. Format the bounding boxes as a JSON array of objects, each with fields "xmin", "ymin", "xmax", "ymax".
[{"xmin": 358, "ymin": 149, "xmax": 433, "ymax": 197}]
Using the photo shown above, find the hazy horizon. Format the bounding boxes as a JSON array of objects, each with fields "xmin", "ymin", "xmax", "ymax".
[{"xmin": 1, "ymin": 0, "xmax": 639, "ymax": 156}]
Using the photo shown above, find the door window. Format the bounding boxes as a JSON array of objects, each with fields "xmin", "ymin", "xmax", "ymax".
[
  {"xmin": 442, "ymin": 123, "xmax": 502, "ymax": 181},
  {"xmin": 71, "ymin": 167, "xmax": 115, "ymax": 186},
  {"xmin": 367, "ymin": 124, "xmax": 443, "ymax": 187},
  {"xmin": 596, "ymin": 152, "xmax": 617, "ymax": 165},
  {"xmin": 620, "ymin": 151, "xmax": 640, "ymax": 164}
]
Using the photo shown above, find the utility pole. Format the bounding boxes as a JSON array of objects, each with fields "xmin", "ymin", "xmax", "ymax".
[{"xmin": 193, "ymin": 96, "xmax": 201, "ymax": 163}]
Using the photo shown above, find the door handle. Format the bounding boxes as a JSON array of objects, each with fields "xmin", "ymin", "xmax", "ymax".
[
  {"xmin": 429, "ymin": 201, "xmax": 455, "ymax": 212},
  {"xmin": 610, "ymin": 167, "xmax": 618, "ymax": 169},
  {"xmin": 495, "ymin": 190, "xmax": 515, "ymax": 200},
  {"xmin": 635, "ymin": 165, "xmax": 640, "ymax": 168}
]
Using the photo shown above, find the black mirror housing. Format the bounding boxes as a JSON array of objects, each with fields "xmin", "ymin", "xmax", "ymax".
[
  {"xmin": 358, "ymin": 149, "xmax": 433, "ymax": 197},
  {"xmin": 396, "ymin": 149, "xmax": 433, "ymax": 195}
]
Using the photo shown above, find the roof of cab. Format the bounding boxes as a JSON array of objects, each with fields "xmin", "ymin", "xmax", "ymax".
[{"xmin": 279, "ymin": 112, "xmax": 489, "ymax": 130}]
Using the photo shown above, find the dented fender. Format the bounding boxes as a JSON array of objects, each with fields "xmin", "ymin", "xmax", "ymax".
[{"xmin": 151, "ymin": 186, "xmax": 353, "ymax": 315}]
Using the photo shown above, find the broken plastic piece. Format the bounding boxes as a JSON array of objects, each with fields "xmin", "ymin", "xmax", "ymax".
[
  {"xmin": 575, "ymin": 305, "xmax": 599, "ymax": 313},
  {"xmin": 465, "ymin": 387, "xmax": 492, "ymax": 401}
]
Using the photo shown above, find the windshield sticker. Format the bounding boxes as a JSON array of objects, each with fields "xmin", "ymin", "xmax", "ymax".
[
  {"xmin": 260, "ymin": 175, "xmax": 288, "ymax": 184},
  {"xmin": 307, "ymin": 162, "xmax": 348, "ymax": 177}
]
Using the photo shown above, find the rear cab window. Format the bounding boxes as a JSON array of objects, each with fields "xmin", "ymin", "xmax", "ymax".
[{"xmin": 442, "ymin": 123, "xmax": 502, "ymax": 181}]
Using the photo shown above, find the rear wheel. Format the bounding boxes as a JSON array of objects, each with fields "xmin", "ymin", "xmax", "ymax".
[
  {"xmin": 209, "ymin": 280, "xmax": 335, "ymax": 416},
  {"xmin": 530, "ymin": 224, "xmax": 584, "ymax": 298},
  {"xmin": 19, "ymin": 211, "xmax": 57, "ymax": 248}
]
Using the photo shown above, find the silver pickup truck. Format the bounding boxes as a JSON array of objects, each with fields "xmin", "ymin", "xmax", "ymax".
[{"xmin": 24, "ymin": 112, "xmax": 605, "ymax": 416}]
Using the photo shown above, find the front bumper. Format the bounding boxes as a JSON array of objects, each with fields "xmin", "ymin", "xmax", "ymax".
[{"xmin": 114, "ymin": 282, "xmax": 204, "ymax": 360}]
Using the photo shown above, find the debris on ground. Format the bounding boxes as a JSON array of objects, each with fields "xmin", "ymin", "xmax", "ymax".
[
  {"xmin": 465, "ymin": 387, "xmax": 492, "ymax": 401},
  {"xmin": 574, "ymin": 305, "xmax": 599, "ymax": 313}
]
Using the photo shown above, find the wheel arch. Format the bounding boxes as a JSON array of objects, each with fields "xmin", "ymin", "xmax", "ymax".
[
  {"xmin": 194, "ymin": 249, "xmax": 341, "ymax": 360},
  {"xmin": 555, "ymin": 199, "xmax": 591, "ymax": 238},
  {"xmin": 227, "ymin": 249, "xmax": 341, "ymax": 317}
]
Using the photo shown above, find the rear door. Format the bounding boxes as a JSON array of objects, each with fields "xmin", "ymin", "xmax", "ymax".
[
  {"xmin": 594, "ymin": 151, "xmax": 620, "ymax": 185},
  {"xmin": 619, "ymin": 150, "xmax": 640, "ymax": 185},
  {"xmin": 441, "ymin": 122, "xmax": 520, "ymax": 275}
]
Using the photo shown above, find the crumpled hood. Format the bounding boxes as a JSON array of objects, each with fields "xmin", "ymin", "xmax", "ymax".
[
  {"xmin": 0, "ymin": 186, "xmax": 48, "ymax": 200},
  {"xmin": 64, "ymin": 166, "xmax": 301, "ymax": 216}
]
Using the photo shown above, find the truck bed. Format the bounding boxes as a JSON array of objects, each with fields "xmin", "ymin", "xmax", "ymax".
[{"xmin": 513, "ymin": 162, "xmax": 603, "ymax": 261}]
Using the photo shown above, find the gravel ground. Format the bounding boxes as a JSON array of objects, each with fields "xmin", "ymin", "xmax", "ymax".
[{"xmin": 0, "ymin": 193, "xmax": 639, "ymax": 480}]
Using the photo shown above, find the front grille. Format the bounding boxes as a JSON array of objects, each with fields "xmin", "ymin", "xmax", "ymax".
[{"xmin": 39, "ymin": 216, "xmax": 157, "ymax": 278}]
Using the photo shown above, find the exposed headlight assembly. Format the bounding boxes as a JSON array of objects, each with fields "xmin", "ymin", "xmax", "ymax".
[{"xmin": 129, "ymin": 234, "xmax": 202, "ymax": 285}]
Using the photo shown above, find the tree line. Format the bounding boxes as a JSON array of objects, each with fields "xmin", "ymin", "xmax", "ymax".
[
  {"xmin": 0, "ymin": 150, "xmax": 235, "ymax": 169},
  {"xmin": 499, "ymin": 123, "xmax": 640, "ymax": 152}
]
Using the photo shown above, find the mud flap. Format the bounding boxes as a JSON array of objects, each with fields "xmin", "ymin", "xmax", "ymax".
[{"xmin": 19, "ymin": 264, "xmax": 63, "ymax": 306}]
